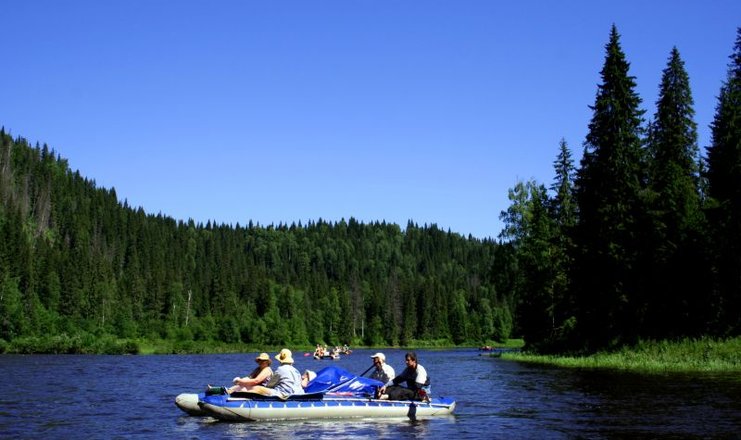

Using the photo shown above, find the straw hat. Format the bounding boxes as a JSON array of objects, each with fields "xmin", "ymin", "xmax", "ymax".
[
  {"xmin": 370, "ymin": 352, "xmax": 386, "ymax": 362},
  {"xmin": 275, "ymin": 348, "xmax": 295, "ymax": 364},
  {"xmin": 255, "ymin": 352, "xmax": 270, "ymax": 362}
]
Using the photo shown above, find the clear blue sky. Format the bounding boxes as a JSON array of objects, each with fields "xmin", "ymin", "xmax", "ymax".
[{"xmin": 2, "ymin": 1, "xmax": 739, "ymax": 239}]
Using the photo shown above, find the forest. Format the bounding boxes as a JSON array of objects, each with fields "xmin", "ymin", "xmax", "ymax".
[
  {"xmin": 499, "ymin": 26, "xmax": 741, "ymax": 353},
  {"xmin": 1, "ymin": 26, "xmax": 740, "ymax": 354},
  {"xmin": 0, "ymin": 128, "xmax": 513, "ymax": 352}
]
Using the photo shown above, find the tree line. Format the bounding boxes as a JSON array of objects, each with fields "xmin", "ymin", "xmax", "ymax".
[
  {"xmin": 501, "ymin": 26, "xmax": 741, "ymax": 353},
  {"xmin": 2, "ymin": 25, "xmax": 739, "ymax": 354},
  {"xmin": 0, "ymin": 129, "xmax": 514, "ymax": 350}
]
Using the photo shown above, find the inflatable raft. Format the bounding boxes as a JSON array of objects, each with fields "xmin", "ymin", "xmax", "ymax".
[
  {"xmin": 175, "ymin": 365, "xmax": 455, "ymax": 421},
  {"xmin": 313, "ymin": 354, "xmax": 340, "ymax": 360},
  {"xmin": 198, "ymin": 392, "xmax": 456, "ymax": 421}
]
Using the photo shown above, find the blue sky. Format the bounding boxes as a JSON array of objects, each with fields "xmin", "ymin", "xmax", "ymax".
[{"xmin": 2, "ymin": 1, "xmax": 739, "ymax": 239}]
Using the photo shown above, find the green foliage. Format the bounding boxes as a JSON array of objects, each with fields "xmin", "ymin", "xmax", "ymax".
[
  {"xmin": 0, "ymin": 129, "xmax": 506, "ymax": 351},
  {"xmin": 573, "ymin": 25, "xmax": 648, "ymax": 350},
  {"xmin": 505, "ymin": 337, "xmax": 741, "ymax": 374},
  {"xmin": 500, "ymin": 26, "xmax": 741, "ymax": 355},
  {"xmin": 4, "ymin": 26, "xmax": 741, "ymax": 357},
  {"xmin": 705, "ymin": 28, "xmax": 741, "ymax": 334},
  {"xmin": 492, "ymin": 305, "xmax": 513, "ymax": 342},
  {"xmin": 643, "ymin": 46, "xmax": 709, "ymax": 339},
  {"xmin": 499, "ymin": 180, "xmax": 562, "ymax": 350},
  {"xmin": 4, "ymin": 333, "xmax": 139, "ymax": 354}
]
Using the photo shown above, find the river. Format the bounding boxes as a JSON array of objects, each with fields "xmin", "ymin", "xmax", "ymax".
[{"xmin": 1, "ymin": 348, "xmax": 739, "ymax": 438}]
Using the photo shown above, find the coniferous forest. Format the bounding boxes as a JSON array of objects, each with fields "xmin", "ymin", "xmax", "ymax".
[
  {"xmin": 0, "ymin": 128, "xmax": 512, "ymax": 352},
  {"xmin": 2, "ymin": 26, "xmax": 740, "ymax": 354},
  {"xmin": 500, "ymin": 26, "xmax": 741, "ymax": 353}
]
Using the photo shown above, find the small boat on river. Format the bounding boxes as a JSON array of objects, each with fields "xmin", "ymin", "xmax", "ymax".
[
  {"xmin": 314, "ymin": 353, "xmax": 340, "ymax": 360},
  {"xmin": 175, "ymin": 366, "xmax": 456, "ymax": 421}
]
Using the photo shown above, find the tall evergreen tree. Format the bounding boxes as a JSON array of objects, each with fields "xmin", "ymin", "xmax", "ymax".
[
  {"xmin": 645, "ymin": 47, "xmax": 707, "ymax": 338},
  {"xmin": 548, "ymin": 139, "xmax": 578, "ymax": 350},
  {"xmin": 551, "ymin": 139, "xmax": 577, "ymax": 231},
  {"xmin": 649, "ymin": 48, "xmax": 700, "ymax": 236},
  {"xmin": 705, "ymin": 28, "xmax": 741, "ymax": 335},
  {"xmin": 573, "ymin": 25, "xmax": 647, "ymax": 351}
]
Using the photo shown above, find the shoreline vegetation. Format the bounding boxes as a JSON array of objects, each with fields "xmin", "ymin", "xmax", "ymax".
[
  {"xmin": 4, "ymin": 26, "xmax": 741, "ymax": 373},
  {"xmin": 4, "ymin": 336, "xmax": 740, "ymax": 376},
  {"xmin": 0, "ymin": 335, "xmax": 524, "ymax": 356},
  {"xmin": 501, "ymin": 337, "xmax": 741, "ymax": 375}
]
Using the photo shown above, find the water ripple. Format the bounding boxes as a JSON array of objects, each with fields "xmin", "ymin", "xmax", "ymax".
[{"xmin": 1, "ymin": 350, "xmax": 740, "ymax": 438}]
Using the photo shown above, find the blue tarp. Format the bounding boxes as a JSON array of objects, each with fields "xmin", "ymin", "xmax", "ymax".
[{"xmin": 304, "ymin": 366, "xmax": 383, "ymax": 396}]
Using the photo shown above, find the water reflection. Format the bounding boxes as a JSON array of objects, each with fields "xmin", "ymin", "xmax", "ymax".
[{"xmin": 218, "ymin": 417, "xmax": 443, "ymax": 439}]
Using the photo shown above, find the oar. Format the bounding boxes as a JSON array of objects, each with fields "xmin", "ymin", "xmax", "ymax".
[{"xmin": 359, "ymin": 364, "xmax": 375, "ymax": 377}]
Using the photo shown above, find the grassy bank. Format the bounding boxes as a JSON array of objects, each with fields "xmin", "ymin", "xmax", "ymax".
[{"xmin": 502, "ymin": 337, "xmax": 741, "ymax": 374}]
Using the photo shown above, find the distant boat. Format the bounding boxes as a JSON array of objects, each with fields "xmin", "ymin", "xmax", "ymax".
[{"xmin": 314, "ymin": 353, "xmax": 340, "ymax": 360}]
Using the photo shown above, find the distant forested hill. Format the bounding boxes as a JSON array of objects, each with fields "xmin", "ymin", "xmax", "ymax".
[{"xmin": 0, "ymin": 128, "xmax": 513, "ymax": 350}]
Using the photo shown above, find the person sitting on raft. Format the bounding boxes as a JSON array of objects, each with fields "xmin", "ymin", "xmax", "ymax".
[
  {"xmin": 377, "ymin": 351, "xmax": 430, "ymax": 401},
  {"xmin": 369, "ymin": 352, "xmax": 395, "ymax": 384},
  {"xmin": 227, "ymin": 352, "xmax": 273, "ymax": 394},
  {"xmin": 249, "ymin": 348, "xmax": 304, "ymax": 397},
  {"xmin": 301, "ymin": 369, "xmax": 317, "ymax": 388}
]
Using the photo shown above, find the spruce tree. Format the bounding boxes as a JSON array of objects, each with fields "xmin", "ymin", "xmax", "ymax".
[
  {"xmin": 573, "ymin": 25, "xmax": 646, "ymax": 350},
  {"xmin": 551, "ymin": 139, "xmax": 577, "ymax": 231},
  {"xmin": 548, "ymin": 139, "xmax": 577, "ymax": 350},
  {"xmin": 645, "ymin": 47, "xmax": 706, "ymax": 338},
  {"xmin": 705, "ymin": 28, "xmax": 741, "ymax": 334}
]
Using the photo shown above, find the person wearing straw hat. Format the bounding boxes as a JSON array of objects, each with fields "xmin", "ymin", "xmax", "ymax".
[
  {"xmin": 369, "ymin": 352, "xmax": 395, "ymax": 384},
  {"xmin": 227, "ymin": 352, "xmax": 273, "ymax": 394},
  {"xmin": 249, "ymin": 348, "xmax": 304, "ymax": 397}
]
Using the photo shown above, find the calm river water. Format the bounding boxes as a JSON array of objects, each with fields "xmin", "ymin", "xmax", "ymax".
[{"xmin": 1, "ymin": 348, "xmax": 739, "ymax": 439}]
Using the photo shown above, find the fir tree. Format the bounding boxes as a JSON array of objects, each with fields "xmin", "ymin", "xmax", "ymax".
[
  {"xmin": 551, "ymin": 138, "xmax": 577, "ymax": 231},
  {"xmin": 548, "ymin": 139, "xmax": 577, "ymax": 350},
  {"xmin": 705, "ymin": 28, "xmax": 741, "ymax": 334},
  {"xmin": 645, "ymin": 46, "xmax": 707, "ymax": 338},
  {"xmin": 573, "ymin": 25, "xmax": 646, "ymax": 350}
]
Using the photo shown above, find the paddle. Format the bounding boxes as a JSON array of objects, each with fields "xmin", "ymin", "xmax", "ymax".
[{"xmin": 359, "ymin": 364, "xmax": 375, "ymax": 377}]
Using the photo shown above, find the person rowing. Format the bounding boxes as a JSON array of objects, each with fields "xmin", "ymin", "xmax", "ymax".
[
  {"xmin": 369, "ymin": 352, "xmax": 395, "ymax": 384},
  {"xmin": 377, "ymin": 351, "xmax": 430, "ymax": 401}
]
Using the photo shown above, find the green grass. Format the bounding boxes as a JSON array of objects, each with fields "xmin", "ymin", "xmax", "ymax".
[
  {"xmin": 502, "ymin": 337, "xmax": 741, "ymax": 374},
  {"xmin": 488, "ymin": 338, "xmax": 525, "ymax": 349}
]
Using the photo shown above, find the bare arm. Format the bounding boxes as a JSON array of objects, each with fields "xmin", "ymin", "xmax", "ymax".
[{"xmin": 235, "ymin": 367, "xmax": 272, "ymax": 387}]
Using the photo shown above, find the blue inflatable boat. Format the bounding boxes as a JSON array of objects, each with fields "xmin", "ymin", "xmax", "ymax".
[{"xmin": 175, "ymin": 366, "xmax": 456, "ymax": 421}]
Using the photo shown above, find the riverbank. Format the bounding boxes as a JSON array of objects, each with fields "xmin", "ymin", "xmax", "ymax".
[
  {"xmin": 0, "ymin": 334, "xmax": 523, "ymax": 355},
  {"xmin": 0, "ymin": 334, "xmax": 264, "ymax": 355},
  {"xmin": 502, "ymin": 337, "xmax": 741, "ymax": 374}
]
